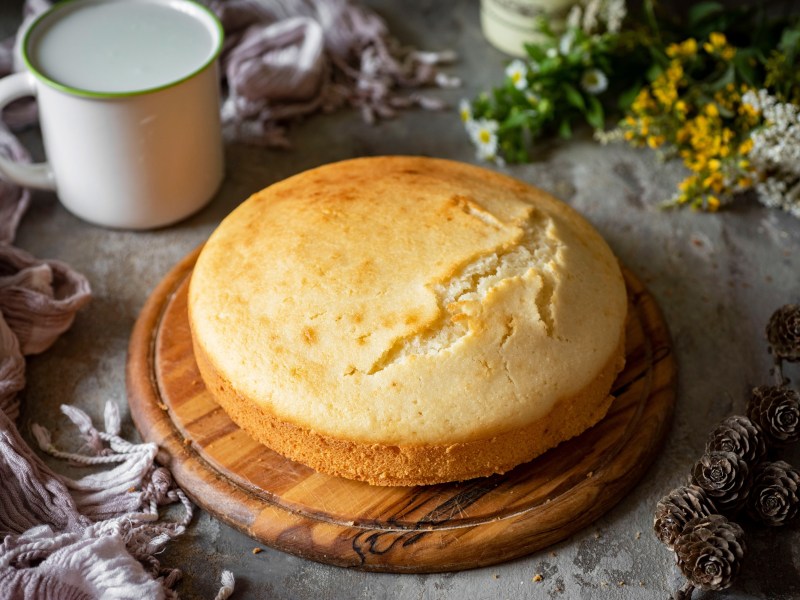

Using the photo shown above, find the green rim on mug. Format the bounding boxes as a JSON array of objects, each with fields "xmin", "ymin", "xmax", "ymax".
[{"xmin": 21, "ymin": 0, "xmax": 225, "ymax": 99}]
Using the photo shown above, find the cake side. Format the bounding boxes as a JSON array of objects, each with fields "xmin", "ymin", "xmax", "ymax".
[{"xmin": 192, "ymin": 324, "xmax": 625, "ymax": 486}]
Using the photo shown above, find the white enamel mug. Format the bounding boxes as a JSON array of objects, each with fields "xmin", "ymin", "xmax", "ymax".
[
  {"xmin": 0, "ymin": 0, "xmax": 224, "ymax": 230},
  {"xmin": 480, "ymin": 0, "xmax": 575, "ymax": 56}
]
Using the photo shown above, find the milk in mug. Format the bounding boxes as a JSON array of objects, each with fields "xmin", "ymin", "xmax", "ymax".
[{"xmin": 27, "ymin": 0, "xmax": 218, "ymax": 94}]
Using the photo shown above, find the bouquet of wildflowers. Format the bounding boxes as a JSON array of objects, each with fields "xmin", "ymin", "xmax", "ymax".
[
  {"xmin": 463, "ymin": 0, "xmax": 800, "ymax": 218},
  {"xmin": 462, "ymin": 0, "xmax": 632, "ymax": 164}
]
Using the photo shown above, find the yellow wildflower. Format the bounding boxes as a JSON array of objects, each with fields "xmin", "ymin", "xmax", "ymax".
[
  {"xmin": 679, "ymin": 176, "xmax": 696, "ymax": 192},
  {"xmin": 703, "ymin": 32, "xmax": 736, "ymax": 61},
  {"xmin": 704, "ymin": 32, "xmax": 728, "ymax": 54},
  {"xmin": 654, "ymin": 85, "xmax": 677, "ymax": 108},
  {"xmin": 667, "ymin": 38, "xmax": 698, "ymax": 58},
  {"xmin": 666, "ymin": 60, "xmax": 684, "ymax": 83},
  {"xmin": 631, "ymin": 89, "xmax": 655, "ymax": 114},
  {"xmin": 611, "ymin": 32, "xmax": 762, "ymax": 213},
  {"xmin": 738, "ymin": 102, "xmax": 759, "ymax": 120},
  {"xmin": 710, "ymin": 32, "xmax": 727, "ymax": 46},
  {"xmin": 682, "ymin": 39, "xmax": 698, "ymax": 56},
  {"xmin": 721, "ymin": 128, "xmax": 734, "ymax": 143},
  {"xmin": 687, "ymin": 155, "xmax": 707, "ymax": 172},
  {"xmin": 703, "ymin": 172, "xmax": 724, "ymax": 193},
  {"xmin": 651, "ymin": 61, "xmax": 684, "ymax": 108}
]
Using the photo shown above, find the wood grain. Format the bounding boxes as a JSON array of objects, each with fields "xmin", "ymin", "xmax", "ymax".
[{"xmin": 127, "ymin": 246, "xmax": 676, "ymax": 572}]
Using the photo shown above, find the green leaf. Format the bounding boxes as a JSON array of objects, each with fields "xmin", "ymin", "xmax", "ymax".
[
  {"xmin": 594, "ymin": 55, "xmax": 612, "ymax": 73},
  {"xmin": 538, "ymin": 98, "xmax": 553, "ymax": 116},
  {"xmin": 733, "ymin": 53, "xmax": 757, "ymax": 88},
  {"xmin": 524, "ymin": 43, "xmax": 547, "ymax": 63},
  {"xmin": 779, "ymin": 27, "xmax": 800, "ymax": 54},
  {"xmin": 538, "ymin": 57, "xmax": 562, "ymax": 74},
  {"xmin": 688, "ymin": 2, "xmax": 724, "ymax": 27},
  {"xmin": 643, "ymin": 0, "xmax": 659, "ymax": 36},
  {"xmin": 563, "ymin": 83, "xmax": 586, "ymax": 110},
  {"xmin": 709, "ymin": 63, "xmax": 735, "ymax": 91},
  {"xmin": 499, "ymin": 110, "xmax": 531, "ymax": 132},
  {"xmin": 646, "ymin": 63, "xmax": 663, "ymax": 82},
  {"xmin": 558, "ymin": 118, "xmax": 572, "ymax": 139},
  {"xmin": 717, "ymin": 104, "xmax": 735, "ymax": 119},
  {"xmin": 585, "ymin": 95, "xmax": 605, "ymax": 129},
  {"xmin": 534, "ymin": 16, "xmax": 555, "ymax": 37}
]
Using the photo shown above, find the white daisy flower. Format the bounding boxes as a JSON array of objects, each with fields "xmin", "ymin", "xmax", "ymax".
[
  {"xmin": 580, "ymin": 68, "xmax": 608, "ymax": 94},
  {"xmin": 505, "ymin": 59, "xmax": 529, "ymax": 90},
  {"xmin": 468, "ymin": 118, "xmax": 500, "ymax": 161},
  {"xmin": 459, "ymin": 99, "xmax": 473, "ymax": 123}
]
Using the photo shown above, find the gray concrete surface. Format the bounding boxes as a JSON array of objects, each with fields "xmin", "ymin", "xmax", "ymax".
[{"xmin": 5, "ymin": 0, "xmax": 800, "ymax": 598}]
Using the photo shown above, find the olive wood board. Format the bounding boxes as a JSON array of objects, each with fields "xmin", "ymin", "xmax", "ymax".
[{"xmin": 127, "ymin": 246, "xmax": 676, "ymax": 573}]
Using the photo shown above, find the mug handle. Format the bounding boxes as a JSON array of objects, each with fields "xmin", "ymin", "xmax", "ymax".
[{"xmin": 0, "ymin": 72, "xmax": 55, "ymax": 190}]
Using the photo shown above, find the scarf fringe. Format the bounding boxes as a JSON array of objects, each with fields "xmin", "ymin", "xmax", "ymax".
[
  {"xmin": 31, "ymin": 402, "xmax": 194, "ymax": 557},
  {"xmin": 2, "ymin": 402, "xmax": 235, "ymax": 598}
]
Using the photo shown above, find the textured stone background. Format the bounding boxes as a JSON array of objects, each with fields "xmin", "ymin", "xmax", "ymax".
[{"xmin": 4, "ymin": 0, "xmax": 800, "ymax": 598}]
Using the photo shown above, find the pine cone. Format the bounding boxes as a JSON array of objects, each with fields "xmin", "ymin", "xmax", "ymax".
[
  {"xmin": 747, "ymin": 385, "xmax": 800, "ymax": 447},
  {"xmin": 706, "ymin": 415, "xmax": 766, "ymax": 467},
  {"xmin": 674, "ymin": 514, "xmax": 746, "ymax": 592},
  {"xmin": 766, "ymin": 304, "xmax": 800, "ymax": 362},
  {"xmin": 690, "ymin": 451, "xmax": 750, "ymax": 514},
  {"xmin": 653, "ymin": 485, "xmax": 717, "ymax": 549},
  {"xmin": 747, "ymin": 460, "xmax": 800, "ymax": 526}
]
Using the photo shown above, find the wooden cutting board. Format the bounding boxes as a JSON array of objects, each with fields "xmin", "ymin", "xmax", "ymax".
[{"xmin": 127, "ymin": 246, "xmax": 676, "ymax": 573}]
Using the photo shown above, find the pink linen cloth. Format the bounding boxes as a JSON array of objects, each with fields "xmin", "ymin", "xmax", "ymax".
[{"xmin": 213, "ymin": 0, "xmax": 458, "ymax": 146}]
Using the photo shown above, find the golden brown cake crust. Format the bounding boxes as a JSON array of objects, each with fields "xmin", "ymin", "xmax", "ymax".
[{"xmin": 193, "ymin": 322, "xmax": 625, "ymax": 487}]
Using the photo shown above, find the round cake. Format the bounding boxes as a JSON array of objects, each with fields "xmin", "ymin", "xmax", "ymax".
[{"xmin": 189, "ymin": 156, "xmax": 627, "ymax": 486}]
